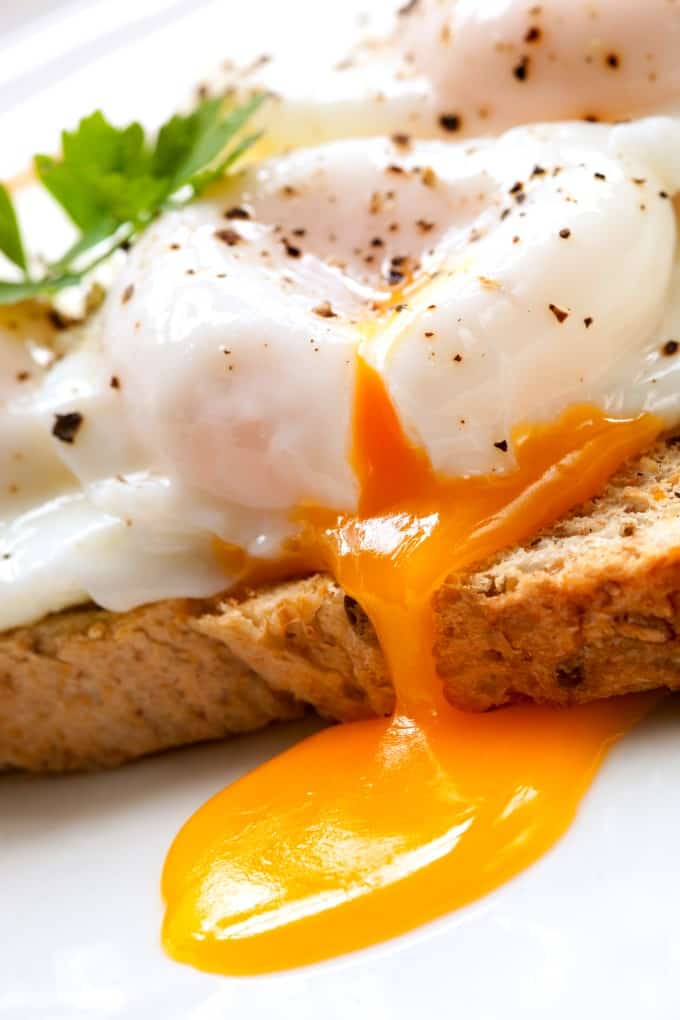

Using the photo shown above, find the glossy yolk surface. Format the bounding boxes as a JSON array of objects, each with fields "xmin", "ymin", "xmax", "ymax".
[{"xmin": 162, "ymin": 356, "xmax": 660, "ymax": 976}]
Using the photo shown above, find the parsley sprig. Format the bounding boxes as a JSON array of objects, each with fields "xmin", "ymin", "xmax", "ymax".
[{"xmin": 0, "ymin": 93, "xmax": 266, "ymax": 306}]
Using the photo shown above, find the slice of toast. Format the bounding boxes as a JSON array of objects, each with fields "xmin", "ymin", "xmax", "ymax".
[
  {"xmin": 434, "ymin": 433, "xmax": 680, "ymax": 710},
  {"xmin": 0, "ymin": 580, "xmax": 391, "ymax": 771},
  {"xmin": 3, "ymin": 433, "xmax": 680, "ymax": 771}
]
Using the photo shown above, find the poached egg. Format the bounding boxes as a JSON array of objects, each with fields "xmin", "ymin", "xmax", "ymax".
[
  {"xmin": 213, "ymin": 0, "xmax": 680, "ymax": 149},
  {"xmin": 3, "ymin": 119, "xmax": 680, "ymax": 630},
  {"xmin": 4, "ymin": 0, "xmax": 680, "ymax": 976}
]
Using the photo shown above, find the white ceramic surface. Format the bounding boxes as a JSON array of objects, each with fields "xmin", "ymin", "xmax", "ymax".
[
  {"xmin": 4, "ymin": 705, "xmax": 680, "ymax": 1020},
  {"xmin": 2, "ymin": 3, "xmax": 680, "ymax": 1017}
]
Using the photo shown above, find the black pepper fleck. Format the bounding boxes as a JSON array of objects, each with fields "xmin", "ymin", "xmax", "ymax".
[
  {"xmin": 47, "ymin": 309, "xmax": 71, "ymax": 330},
  {"xmin": 52, "ymin": 412, "xmax": 83, "ymax": 444},
  {"xmin": 559, "ymin": 227, "xmax": 571, "ymax": 238},
  {"xmin": 386, "ymin": 254, "xmax": 416, "ymax": 285},
  {"xmin": 663, "ymin": 339, "xmax": 679, "ymax": 356},
  {"xmin": 282, "ymin": 240, "xmax": 302, "ymax": 258},
  {"xmin": 439, "ymin": 113, "xmax": 462, "ymax": 132},
  {"xmin": 215, "ymin": 228, "xmax": 241, "ymax": 246},
  {"xmin": 313, "ymin": 301, "xmax": 338, "ymax": 318},
  {"xmin": 494, "ymin": 440, "xmax": 508, "ymax": 452},
  {"xmin": 549, "ymin": 303, "xmax": 569, "ymax": 323},
  {"xmin": 225, "ymin": 206, "xmax": 251, "ymax": 220},
  {"xmin": 513, "ymin": 55, "xmax": 530, "ymax": 81}
]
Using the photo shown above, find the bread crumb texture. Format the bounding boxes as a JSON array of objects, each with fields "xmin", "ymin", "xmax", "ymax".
[
  {"xmin": 435, "ymin": 435, "xmax": 680, "ymax": 708},
  {"xmin": 5, "ymin": 435, "xmax": 680, "ymax": 770}
]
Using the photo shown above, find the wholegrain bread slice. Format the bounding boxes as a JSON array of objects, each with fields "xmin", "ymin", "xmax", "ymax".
[
  {"xmin": 0, "ymin": 598, "xmax": 303, "ymax": 772},
  {"xmin": 0, "ymin": 579, "xmax": 391, "ymax": 772},
  {"xmin": 434, "ymin": 433, "xmax": 680, "ymax": 710},
  {"xmin": 4, "ymin": 433, "xmax": 680, "ymax": 771}
]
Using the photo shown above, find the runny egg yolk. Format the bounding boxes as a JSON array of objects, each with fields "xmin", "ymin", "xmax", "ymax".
[{"xmin": 161, "ymin": 355, "xmax": 661, "ymax": 976}]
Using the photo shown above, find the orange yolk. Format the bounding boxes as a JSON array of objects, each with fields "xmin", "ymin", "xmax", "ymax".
[{"xmin": 162, "ymin": 355, "xmax": 661, "ymax": 976}]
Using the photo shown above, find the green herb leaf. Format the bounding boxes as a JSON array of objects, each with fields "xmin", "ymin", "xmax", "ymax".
[
  {"xmin": 36, "ymin": 114, "xmax": 155, "ymax": 232},
  {"xmin": 0, "ymin": 184, "xmax": 28, "ymax": 273},
  {"xmin": 35, "ymin": 154, "xmax": 116, "ymax": 235},
  {"xmin": 188, "ymin": 130, "xmax": 264, "ymax": 194},
  {"xmin": 153, "ymin": 98, "xmax": 222, "ymax": 184},
  {"xmin": 0, "ymin": 274, "xmax": 79, "ymax": 306},
  {"xmin": 61, "ymin": 113, "xmax": 149, "ymax": 177},
  {"xmin": 154, "ymin": 93, "xmax": 266, "ymax": 193},
  {"xmin": 2, "ymin": 92, "xmax": 267, "ymax": 309}
]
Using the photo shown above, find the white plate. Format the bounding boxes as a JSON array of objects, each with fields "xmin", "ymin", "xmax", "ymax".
[
  {"xmin": 3, "ymin": 705, "xmax": 680, "ymax": 1020},
  {"xmin": 2, "ymin": 3, "xmax": 680, "ymax": 1017}
]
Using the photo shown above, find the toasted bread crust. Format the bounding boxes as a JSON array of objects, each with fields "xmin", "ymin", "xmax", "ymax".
[
  {"xmin": 435, "ymin": 435, "xmax": 680, "ymax": 709},
  {"xmin": 0, "ymin": 598, "xmax": 303, "ymax": 771},
  {"xmin": 195, "ymin": 575, "xmax": 393, "ymax": 721},
  {"xmin": 4, "ymin": 434, "xmax": 680, "ymax": 771},
  {"xmin": 0, "ymin": 580, "xmax": 390, "ymax": 771}
]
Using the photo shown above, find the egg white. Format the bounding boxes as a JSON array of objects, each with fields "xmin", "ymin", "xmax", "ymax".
[{"xmin": 213, "ymin": 0, "xmax": 680, "ymax": 151}]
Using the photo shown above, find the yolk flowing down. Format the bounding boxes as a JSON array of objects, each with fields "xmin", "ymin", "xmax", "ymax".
[{"xmin": 162, "ymin": 357, "xmax": 660, "ymax": 976}]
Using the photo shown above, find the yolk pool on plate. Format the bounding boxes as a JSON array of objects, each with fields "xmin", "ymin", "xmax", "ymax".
[{"xmin": 161, "ymin": 356, "xmax": 660, "ymax": 976}]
